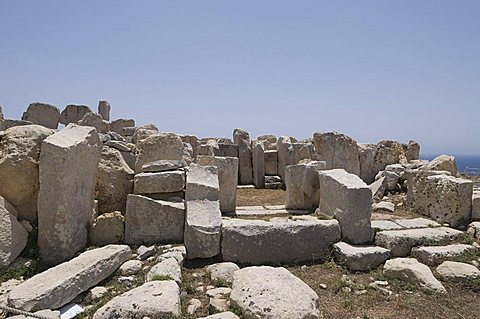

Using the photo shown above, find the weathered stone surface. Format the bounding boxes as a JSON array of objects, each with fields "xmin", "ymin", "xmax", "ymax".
[
  {"xmin": 426, "ymin": 155, "xmax": 458, "ymax": 176},
  {"xmin": 333, "ymin": 242, "xmax": 390, "ymax": 272},
  {"xmin": 318, "ymin": 169, "xmax": 373, "ymax": 244},
  {"xmin": 186, "ymin": 164, "xmax": 219, "ymax": 202},
  {"xmin": 264, "ymin": 150, "xmax": 278, "ymax": 176},
  {"xmin": 8, "ymin": 309, "xmax": 60, "ymax": 319},
  {"xmin": 371, "ymin": 220, "xmax": 403, "ymax": 231},
  {"xmin": 277, "ymin": 136, "xmax": 295, "ymax": 180},
  {"xmin": 0, "ymin": 203, "xmax": 28, "ymax": 269},
  {"xmin": 369, "ymin": 176, "xmax": 388, "ymax": 202},
  {"xmin": 198, "ymin": 312, "xmax": 240, "ymax": 319},
  {"xmin": 132, "ymin": 124, "xmax": 160, "ymax": 145},
  {"xmin": 78, "ymin": 112, "xmax": 109, "ymax": 133},
  {"xmin": 230, "ymin": 266, "xmax": 320, "ymax": 319},
  {"xmin": 95, "ymin": 146, "xmax": 134, "ymax": 213},
  {"xmin": 137, "ymin": 245, "xmax": 156, "ymax": 260},
  {"xmin": 206, "ymin": 262, "xmax": 240, "ymax": 284},
  {"xmin": 146, "ymin": 258, "xmax": 182, "ymax": 283},
  {"xmin": 285, "ymin": 161, "xmax": 325, "ymax": 211},
  {"xmin": 394, "ymin": 218, "xmax": 440, "ymax": 229},
  {"xmin": 92, "ymin": 281, "xmax": 181, "ymax": 319},
  {"xmin": 8, "ymin": 245, "xmax": 131, "ymax": 311},
  {"xmin": 21, "ymin": 102, "xmax": 60, "ymax": 129},
  {"xmin": 467, "ymin": 221, "xmax": 480, "ymax": 239},
  {"xmin": 411, "ymin": 174, "xmax": 472, "ymax": 227},
  {"xmin": 375, "ymin": 170, "xmax": 400, "ymax": 191},
  {"xmin": 125, "ymin": 194, "xmax": 185, "ymax": 245},
  {"xmin": 383, "ymin": 258, "xmax": 446, "ymax": 294},
  {"xmin": 313, "ymin": 131, "xmax": 360, "ymax": 176},
  {"xmin": 157, "ymin": 246, "xmax": 186, "ymax": 266},
  {"xmin": 0, "ymin": 119, "xmax": 32, "ymax": 131},
  {"xmin": 110, "ymin": 118, "xmax": 135, "ymax": 135},
  {"xmin": 185, "ymin": 200, "xmax": 222, "ymax": 259},
  {"xmin": 120, "ymin": 260, "xmax": 142, "ymax": 275},
  {"xmin": 89, "ymin": 211, "xmax": 125, "ymax": 246},
  {"xmin": 472, "ymin": 191, "xmax": 480, "ymax": 221},
  {"xmin": 0, "ymin": 125, "xmax": 53, "ymax": 222},
  {"xmin": 97, "ymin": 100, "xmax": 110, "ymax": 121},
  {"xmin": 180, "ymin": 134, "xmax": 199, "ymax": 160},
  {"xmin": 135, "ymin": 133, "xmax": 184, "ymax": 173},
  {"xmin": 375, "ymin": 227, "xmax": 464, "ymax": 257},
  {"xmin": 372, "ymin": 201, "xmax": 395, "ymax": 212},
  {"xmin": 411, "ymin": 244, "xmax": 478, "ymax": 266},
  {"xmin": 406, "ymin": 169, "xmax": 451, "ymax": 208},
  {"xmin": 197, "ymin": 156, "xmax": 238, "ymax": 213},
  {"xmin": 222, "ymin": 217, "xmax": 341, "ymax": 265},
  {"xmin": 405, "ymin": 140, "xmax": 420, "ymax": 161},
  {"xmin": 436, "ymin": 261, "xmax": 480, "ymax": 282},
  {"xmin": 59, "ymin": 104, "xmax": 92, "ymax": 125},
  {"xmin": 141, "ymin": 159, "xmax": 187, "ymax": 173},
  {"xmin": 38, "ymin": 125, "xmax": 101, "ymax": 265},
  {"xmin": 134, "ymin": 171, "xmax": 185, "ymax": 194},
  {"xmin": 233, "ymin": 128, "xmax": 253, "ymax": 185},
  {"xmin": 251, "ymin": 142, "xmax": 265, "ymax": 189},
  {"xmin": 358, "ymin": 143, "xmax": 378, "ymax": 184}
]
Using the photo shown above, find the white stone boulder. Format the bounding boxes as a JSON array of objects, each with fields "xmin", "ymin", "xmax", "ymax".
[
  {"xmin": 318, "ymin": 169, "xmax": 373, "ymax": 244},
  {"xmin": 285, "ymin": 161, "xmax": 325, "ymax": 211},
  {"xmin": 372, "ymin": 201, "xmax": 395, "ymax": 212},
  {"xmin": 8, "ymin": 245, "xmax": 131, "ymax": 311},
  {"xmin": 233, "ymin": 129, "xmax": 253, "ymax": 185},
  {"xmin": 21, "ymin": 102, "xmax": 60, "ymax": 129},
  {"xmin": 146, "ymin": 258, "xmax": 182, "ymax": 283},
  {"xmin": 92, "ymin": 281, "xmax": 181, "ymax": 319},
  {"xmin": 0, "ymin": 202, "xmax": 28, "ymax": 268},
  {"xmin": 135, "ymin": 133, "xmax": 185, "ymax": 173},
  {"xmin": 383, "ymin": 258, "xmax": 446, "ymax": 294},
  {"xmin": 222, "ymin": 217, "xmax": 341, "ymax": 265},
  {"xmin": 37, "ymin": 124, "xmax": 101, "ymax": 265},
  {"xmin": 412, "ymin": 244, "xmax": 478, "ymax": 266},
  {"xmin": 333, "ymin": 242, "xmax": 390, "ymax": 272},
  {"xmin": 0, "ymin": 125, "xmax": 53, "ymax": 222},
  {"xmin": 436, "ymin": 261, "xmax": 480, "ymax": 282},
  {"xmin": 313, "ymin": 131, "xmax": 360, "ymax": 176},
  {"xmin": 125, "ymin": 194, "xmax": 185, "ymax": 245},
  {"xmin": 120, "ymin": 260, "xmax": 142, "ymax": 275},
  {"xmin": 230, "ymin": 266, "xmax": 320, "ymax": 319},
  {"xmin": 206, "ymin": 262, "xmax": 240, "ymax": 284},
  {"xmin": 426, "ymin": 154, "xmax": 458, "ymax": 176}
]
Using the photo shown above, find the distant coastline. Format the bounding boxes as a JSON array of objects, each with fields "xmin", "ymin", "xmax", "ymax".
[{"xmin": 422, "ymin": 154, "xmax": 480, "ymax": 176}]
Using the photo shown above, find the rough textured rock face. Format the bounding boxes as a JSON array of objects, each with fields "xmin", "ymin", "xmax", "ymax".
[
  {"xmin": 125, "ymin": 194, "xmax": 185, "ymax": 245},
  {"xmin": 264, "ymin": 150, "xmax": 278, "ymax": 176},
  {"xmin": 78, "ymin": 112, "xmax": 110, "ymax": 134},
  {"xmin": 37, "ymin": 124, "xmax": 101, "ymax": 265},
  {"xmin": 92, "ymin": 281, "xmax": 181, "ymax": 319},
  {"xmin": 277, "ymin": 136, "xmax": 295, "ymax": 180},
  {"xmin": 0, "ymin": 125, "xmax": 53, "ymax": 222},
  {"xmin": 146, "ymin": 258, "xmax": 182, "ymax": 283},
  {"xmin": 233, "ymin": 128, "xmax": 253, "ymax": 185},
  {"xmin": 411, "ymin": 244, "xmax": 478, "ymax": 267},
  {"xmin": 134, "ymin": 170, "xmax": 185, "ymax": 195},
  {"xmin": 110, "ymin": 118, "xmax": 135, "ymax": 135},
  {"xmin": 318, "ymin": 169, "xmax": 373, "ymax": 244},
  {"xmin": 285, "ymin": 161, "xmax": 325, "ymax": 210},
  {"xmin": 436, "ymin": 261, "xmax": 480, "ymax": 282},
  {"xmin": 207, "ymin": 262, "xmax": 240, "ymax": 284},
  {"xmin": 21, "ymin": 102, "xmax": 60, "ymax": 129},
  {"xmin": 132, "ymin": 124, "xmax": 160, "ymax": 145},
  {"xmin": 97, "ymin": 100, "xmax": 110, "ymax": 121},
  {"xmin": 426, "ymin": 154, "xmax": 458, "ymax": 176},
  {"xmin": 89, "ymin": 211, "xmax": 125, "ymax": 246},
  {"xmin": 472, "ymin": 191, "xmax": 480, "ymax": 221},
  {"xmin": 0, "ymin": 202, "xmax": 28, "ymax": 269},
  {"xmin": 58, "ymin": 104, "xmax": 92, "ymax": 125},
  {"xmin": 197, "ymin": 156, "xmax": 238, "ymax": 213},
  {"xmin": 0, "ymin": 119, "xmax": 32, "ymax": 131},
  {"xmin": 230, "ymin": 266, "xmax": 321, "ymax": 319},
  {"xmin": 135, "ymin": 133, "xmax": 185, "ymax": 173},
  {"xmin": 374, "ymin": 140, "xmax": 405, "ymax": 170},
  {"xmin": 358, "ymin": 143, "xmax": 378, "ymax": 184},
  {"xmin": 95, "ymin": 146, "xmax": 134, "ymax": 214},
  {"xmin": 251, "ymin": 142, "xmax": 265, "ymax": 189},
  {"xmin": 8, "ymin": 245, "xmax": 131, "ymax": 311},
  {"xmin": 222, "ymin": 217, "xmax": 341, "ymax": 265},
  {"xmin": 333, "ymin": 242, "xmax": 390, "ymax": 272},
  {"xmin": 313, "ymin": 131, "xmax": 360, "ymax": 176},
  {"xmin": 405, "ymin": 140, "xmax": 420, "ymax": 161}
]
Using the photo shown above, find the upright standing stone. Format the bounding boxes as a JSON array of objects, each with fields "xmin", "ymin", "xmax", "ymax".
[
  {"xmin": 21, "ymin": 102, "xmax": 60, "ymax": 129},
  {"xmin": 38, "ymin": 124, "xmax": 101, "ymax": 265},
  {"xmin": 135, "ymin": 133, "xmax": 185, "ymax": 173},
  {"xmin": 264, "ymin": 150, "xmax": 278, "ymax": 176},
  {"xmin": 251, "ymin": 142, "xmax": 265, "ymax": 189},
  {"xmin": 277, "ymin": 136, "xmax": 296, "ymax": 180},
  {"xmin": 233, "ymin": 129, "xmax": 253, "ymax": 185},
  {"xmin": 98, "ymin": 100, "xmax": 111, "ymax": 121},
  {"xmin": 285, "ymin": 161, "xmax": 325, "ymax": 211},
  {"xmin": 318, "ymin": 169, "xmax": 373, "ymax": 244},
  {"xmin": 313, "ymin": 132, "xmax": 360, "ymax": 176},
  {"xmin": 0, "ymin": 105, "xmax": 3, "ymax": 120},
  {"xmin": 197, "ymin": 156, "xmax": 238, "ymax": 213},
  {"xmin": 59, "ymin": 105, "xmax": 92, "ymax": 125},
  {"xmin": 405, "ymin": 140, "xmax": 420, "ymax": 161}
]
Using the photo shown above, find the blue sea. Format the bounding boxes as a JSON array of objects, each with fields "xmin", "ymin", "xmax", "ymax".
[{"xmin": 422, "ymin": 154, "xmax": 480, "ymax": 176}]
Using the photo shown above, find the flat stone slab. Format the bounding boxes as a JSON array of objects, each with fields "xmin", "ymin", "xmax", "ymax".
[
  {"xmin": 236, "ymin": 206, "xmax": 265, "ymax": 211},
  {"xmin": 134, "ymin": 171, "xmax": 185, "ymax": 194},
  {"xmin": 372, "ymin": 201, "xmax": 395, "ymax": 212},
  {"xmin": 411, "ymin": 244, "xmax": 478, "ymax": 266},
  {"xmin": 8, "ymin": 245, "xmax": 131, "ymax": 311},
  {"xmin": 230, "ymin": 266, "xmax": 320, "ymax": 319},
  {"xmin": 394, "ymin": 218, "xmax": 441, "ymax": 229},
  {"xmin": 375, "ymin": 227, "xmax": 464, "ymax": 257},
  {"xmin": 92, "ymin": 281, "xmax": 181, "ymax": 319},
  {"xmin": 198, "ymin": 312, "xmax": 239, "ymax": 319},
  {"xmin": 333, "ymin": 242, "xmax": 390, "ymax": 272},
  {"xmin": 436, "ymin": 261, "xmax": 480, "ymax": 282},
  {"xmin": 222, "ymin": 216, "xmax": 341, "ymax": 265},
  {"xmin": 141, "ymin": 159, "xmax": 187, "ymax": 172},
  {"xmin": 372, "ymin": 220, "xmax": 403, "ymax": 231},
  {"xmin": 384, "ymin": 258, "xmax": 446, "ymax": 294}
]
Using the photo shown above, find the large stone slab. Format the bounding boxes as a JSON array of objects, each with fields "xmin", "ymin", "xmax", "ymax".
[
  {"xmin": 110, "ymin": 118, "xmax": 135, "ymax": 135},
  {"xmin": 318, "ymin": 169, "xmax": 373, "ymax": 244},
  {"xmin": 233, "ymin": 129, "xmax": 253, "ymax": 185},
  {"xmin": 92, "ymin": 281, "xmax": 181, "ymax": 319},
  {"xmin": 375, "ymin": 227, "xmax": 464, "ymax": 257},
  {"xmin": 125, "ymin": 194, "xmax": 185, "ymax": 245},
  {"xmin": 264, "ymin": 150, "xmax": 278, "ymax": 176},
  {"xmin": 436, "ymin": 261, "xmax": 480, "ymax": 282},
  {"xmin": 251, "ymin": 142, "xmax": 265, "ymax": 189},
  {"xmin": 230, "ymin": 266, "xmax": 320, "ymax": 319},
  {"xmin": 59, "ymin": 104, "xmax": 92, "ymax": 125},
  {"xmin": 411, "ymin": 244, "xmax": 478, "ymax": 266},
  {"xmin": 0, "ymin": 202, "xmax": 28, "ymax": 268},
  {"xmin": 384, "ymin": 258, "xmax": 446, "ymax": 294},
  {"xmin": 285, "ymin": 161, "xmax": 324, "ymax": 211},
  {"xmin": 333, "ymin": 242, "xmax": 390, "ymax": 272},
  {"xmin": 134, "ymin": 170, "xmax": 185, "ymax": 195},
  {"xmin": 135, "ymin": 133, "xmax": 184, "ymax": 172},
  {"xmin": 0, "ymin": 125, "xmax": 53, "ymax": 222},
  {"xmin": 313, "ymin": 131, "xmax": 360, "ymax": 175},
  {"xmin": 185, "ymin": 164, "xmax": 219, "ymax": 202},
  {"xmin": 37, "ymin": 124, "xmax": 101, "ymax": 265},
  {"xmin": 78, "ymin": 112, "xmax": 109, "ymax": 134},
  {"xmin": 426, "ymin": 154, "xmax": 458, "ymax": 176},
  {"xmin": 97, "ymin": 100, "xmax": 110, "ymax": 121},
  {"xmin": 197, "ymin": 156, "xmax": 238, "ymax": 213},
  {"xmin": 8, "ymin": 245, "xmax": 131, "ymax": 311},
  {"xmin": 222, "ymin": 216, "xmax": 341, "ymax": 265},
  {"xmin": 21, "ymin": 102, "xmax": 60, "ymax": 129}
]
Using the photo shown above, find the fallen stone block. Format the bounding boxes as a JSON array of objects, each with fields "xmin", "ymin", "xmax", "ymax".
[
  {"xmin": 134, "ymin": 170, "xmax": 185, "ymax": 195},
  {"xmin": 372, "ymin": 201, "xmax": 395, "ymax": 212},
  {"xmin": 146, "ymin": 258, "xmax": 182, "ymax": 283},
  {"xmin": 222, "ymin": 217, "xmax": 341, "ymax": 265},
  {"xmin": 8, "ymin": 245, "xmax": 131, "ymax": 311},
  {"xmin": 110, "ymin": 118, "xmax": 135, "ymax": 135},
  {"xmin": 21, "ymin": 102, "xmax": 60, "ymax": 129},
  {"xmin": 411, "ymin": 244, "xmax": 478, "ymax": 266},
  {"xmin": 394, "ymin": 218, "xmax": 440, "ymax": 229},
  {"xmin": 384, "ymin": 258, "xmax": 446, "ymax": 294},
  {"xmin": 436, "ymin": 261, "xmax": 480, "ymax": 282},
  {"xmin": 135, "ymin": 133, "xmax": 185, "ymax": 173},
  {"xmin": 333, "ymin": 242, "xmax": 390, "ymax": 272},
  {"xmin": 206, "ymin": 262, "xmax": 240, "ymax": 284},
  {"xmin": 369, "ymin": 176, "xmax": 388, "ymax": 202},
  {"xmin": 0, "ymin": 202, "xmax": 28, "ymax": 269},
  {"xmin": 78, "ymin": 112, "xmax": 109, "ymax": 133},
  {"xmin": 230, "ymin": 266, "xmax": 320, "ymax": 319},
  {"xmin": 59, "ymin": 104, "xmax": 92, "ymax": 125},
  {"xmin": 426, "ymin": 154, "xmax": 458, "ymax": 176},
  {"xmin": 89, "ymin": 211, "xmax": 124, "ymax": 246}
]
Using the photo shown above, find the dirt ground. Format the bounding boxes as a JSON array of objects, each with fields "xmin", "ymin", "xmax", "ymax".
[{"xmin": 236, "ymin": 188, "xmax": 286, "ymax": 206}]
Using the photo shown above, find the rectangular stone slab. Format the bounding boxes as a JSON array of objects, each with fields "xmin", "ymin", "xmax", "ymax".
[{"xmin": 134, "ymin": 171, "xmax": 185, "ymax": 194}]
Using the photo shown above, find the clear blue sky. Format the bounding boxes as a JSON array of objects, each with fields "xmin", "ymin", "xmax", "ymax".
[{"xmin": 1, "ymin": 1, "xmax": 479, "ymax": 155}]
